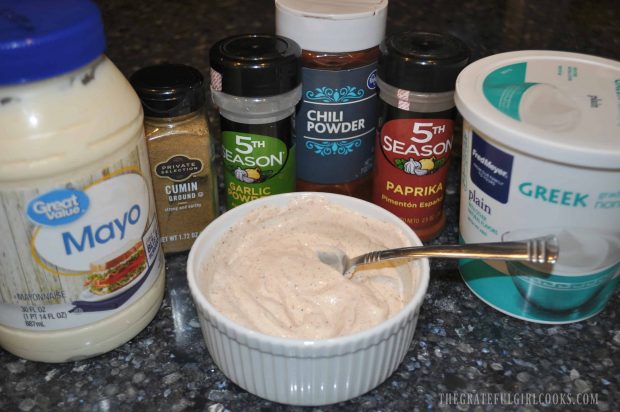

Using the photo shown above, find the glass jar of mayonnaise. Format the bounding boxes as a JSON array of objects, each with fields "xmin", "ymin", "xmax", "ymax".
[{"xmin": 0, "ymin": 0, "xmax": 165, "ymax": 362}]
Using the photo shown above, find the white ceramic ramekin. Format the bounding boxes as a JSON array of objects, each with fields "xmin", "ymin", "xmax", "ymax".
[{"xmin": 187, "ymin": 192, "xmax": 429, "ymax": 406}]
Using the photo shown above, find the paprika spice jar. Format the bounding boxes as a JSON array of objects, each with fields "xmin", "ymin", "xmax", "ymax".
[
  {"xmin": 372, "ymin": 32, "xmax": 469, "ymax": 240},
  {"xmin": 130, "ymin": 64, "xmax": 219, "ymax": 254},
  {"xmin": 276, "ymin": 0, "xmax": 388, "ymax": 200}
]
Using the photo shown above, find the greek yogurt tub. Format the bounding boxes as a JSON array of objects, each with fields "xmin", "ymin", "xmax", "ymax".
[{"xmin": 455, "ymin": 51, "xmax": 620, "ymax": 323}]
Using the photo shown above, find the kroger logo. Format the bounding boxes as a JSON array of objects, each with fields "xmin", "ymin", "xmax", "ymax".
[
  {"xmin": 367, "ymin": 69, "xmax": 377, "ymax": 90},
  {"xmin": 27, "ymin": 188, "xmax": 89, "ymax": 227}
]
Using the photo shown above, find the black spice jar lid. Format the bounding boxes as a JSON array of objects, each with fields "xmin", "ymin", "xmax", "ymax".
[
  {"xmin": 209, "ymin": 33, "xmax": 301, "ymax": 98},
  {"xmin": 130, "ymin": 63, "xmax": 206, "ymax": 118},
  {"xmin": 378, "ymin": 32, "xmax": 470, "ymax": 93}
]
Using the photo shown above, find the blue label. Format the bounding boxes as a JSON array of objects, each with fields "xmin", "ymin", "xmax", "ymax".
[
  {"xmin": 27, "ymin": 188, "xmax": 89, "ymax": 226},
  {"xmin": 296, "ymin": 63, "xmax": 378, "ymax": 184},
  {"xmin": 470, "ymin": 133, "xmax": 513, "ymax": 204},
  {"xmin": 367, "ymin": 69, "xmax": 377, "ymax": 90}
]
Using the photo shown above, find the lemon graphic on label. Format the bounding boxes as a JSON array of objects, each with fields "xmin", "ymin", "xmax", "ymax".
[
  {"xmin": 246, "ymin": 168, "xmax": 261, "ymax": 181},
  {"xmin": 419, "ymin": 157, "xmax": 435, "ymax": 171},
  {"xmin": 234, "ymin": 167, "xmax": 262, "ymax": 183}
]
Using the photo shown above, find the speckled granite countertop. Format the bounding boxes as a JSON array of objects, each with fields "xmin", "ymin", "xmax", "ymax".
[{"xmin": 1, "ymin": 1, "xmax": 619, "ymax": 411}]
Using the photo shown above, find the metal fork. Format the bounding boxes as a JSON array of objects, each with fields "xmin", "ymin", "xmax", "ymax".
[{"xmin": 317, "ymin": 236, "xmax": 559, "ymax": 278}]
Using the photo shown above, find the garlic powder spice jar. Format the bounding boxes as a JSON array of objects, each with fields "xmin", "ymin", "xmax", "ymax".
[{"xmin": 210, "ymin": 34, "xmax": 301, "ymax": 209}]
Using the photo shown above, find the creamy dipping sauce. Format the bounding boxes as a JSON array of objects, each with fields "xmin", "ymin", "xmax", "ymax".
[{"xmin": 202, "ymin": 197, "xmax": 414, "ymax": 340}]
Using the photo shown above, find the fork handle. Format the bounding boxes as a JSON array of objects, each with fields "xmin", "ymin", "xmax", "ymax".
[{"xmin": 352, "ymin": 236, "xmax": 558, "ymax": 267}]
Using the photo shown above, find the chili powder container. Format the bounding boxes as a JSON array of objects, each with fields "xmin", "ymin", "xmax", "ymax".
[
  {"xmin": 276, "ymin": 0, "xmax": 388, "ymax": 200},
  {"xmin": 372, "ymin": 32, "xmax": 469, "ymax": 240},
  {"xmin": 209, "ymin": 34, "xmax": 301, "ymax": 209}
]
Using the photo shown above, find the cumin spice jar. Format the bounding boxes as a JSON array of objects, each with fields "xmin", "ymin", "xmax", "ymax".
[
  {"xmin": 276, "ymin": 0, "xmax": 388, "ymax": 200},
  {"xmin": 131, "ymin": 64, "xmax": 218, "ymax": 254}
]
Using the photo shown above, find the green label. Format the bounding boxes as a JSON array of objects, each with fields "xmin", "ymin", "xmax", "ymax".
[{"xmin": 222, "ymin": 131, "xmax": 295, "ymax": 208}]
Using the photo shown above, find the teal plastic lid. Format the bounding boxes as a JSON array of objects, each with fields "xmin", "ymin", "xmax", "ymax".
[{"xmin": 455, "ymin": 51, "xmax": 620, "ymax": 169}]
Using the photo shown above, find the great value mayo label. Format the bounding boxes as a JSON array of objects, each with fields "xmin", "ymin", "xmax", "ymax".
[{"xmin": 0, "ymin": 147, "xmax": 164, "ymax": 331}]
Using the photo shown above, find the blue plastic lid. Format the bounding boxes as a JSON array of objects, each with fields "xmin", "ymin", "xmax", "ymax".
[{"xmin": 0, "ymin": 0, "xmax": 106, "ymax": 85}]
